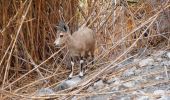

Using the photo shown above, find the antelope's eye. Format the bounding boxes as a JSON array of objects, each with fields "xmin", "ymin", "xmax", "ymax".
[{"xmin": 60, "ymin": 34, "xmax": 63, "ymax": 38}]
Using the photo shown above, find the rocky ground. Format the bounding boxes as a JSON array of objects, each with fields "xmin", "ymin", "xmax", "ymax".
[{"xmin": 35, "ymin": 50, "xmax": 170, "ymax": 100}]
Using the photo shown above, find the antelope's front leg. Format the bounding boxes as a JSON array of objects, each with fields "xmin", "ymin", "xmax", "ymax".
[
  {"xmin": 68, "ymin": 58, "xmax": 74, "ymax": 79},
  {"xmin": 79, "ymin": 57, "xmax": 84, "ymax": 78}
]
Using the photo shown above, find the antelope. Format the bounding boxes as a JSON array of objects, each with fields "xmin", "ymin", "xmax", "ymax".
[{"xmin": 54, "ymin": 21, "xmax": 95, "ymax": 79}]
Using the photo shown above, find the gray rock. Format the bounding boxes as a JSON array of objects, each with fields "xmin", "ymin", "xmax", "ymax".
[
  {"xmin": 135, "ymin": 76, "xmax": 147, "ymax": 83},
  {"xmin": 87, "ymin": 86, "xmax": 94, "ymax": 92},
  {"xmin": 136, "ymin": 96, "xmax": 149, "ymax": 100},
  {"xmin": 156, "ymin": 57, "xmax": 163, "ymax": 62},
  {"xmin": 71, "ymin": 96, "xmax": 86, "ymax": 100},
  {"xmin": 155, "ymin": 76, "xmax": 164, "ymax": 80},
  {"xmin": 158, "ymin": 95, "xmax": 170, "ymax": 100},
  {"xmin": 71, "ymin": 96, "xmax": 78, "ymax": 100},
  {"xmin": 118, "ymin": 84, "xmax": 128, "ymax": 90},
  {"xmin": 111, "ymin": 86, "xmax": 119, "ymax": 91},
  {"xmin": 107, "ymin": 77, "xmax": 119, "ymax": 84},
  {"xmin": 53, "ymin": 76, "xmax": 82, "ymax": 91},
  {"xmin": 113, "ymin": 78, "xmax": 122, "ymax": 85},
  {"xmin": 134, "ymin": 59, "xmax": 140, "ymax": 63},
  {"xmin": 122, "ymin": 67, "xmax": 136, "ymax": 77},
  {"xmin": 153, "ymin": 90, "xmax": 165, "ymax": 95},
  {"xmin": 167, "ymin": 52, "xmax": 170, "ymax": 59},
  {"xmin": 107, "ymin": 78, "xmax": 114, "ymax": 84},
  {"xmin": 120, "ymin": 96, "xmax": 131, "ymax": 100},
  {"xmin": 65, "ymin": 77, "xmax": 82, "ymax": 86},
  {"xmin": 153, "ymin": 51, "xmax": 165, "ymax": 57},
  {"xmin": 139, "ymin": 58, "xmax": 154, "ymax": 67},
  {"xmin": 120, "ymin": 58, "xmax": 133, "ymax": 65},
  {"xmin": 132, "ymin": 91, "xmax": 138, "ymax": 95},
  {"xmin": 161, "ymin": 61, "xmax": 170, "ymax": 66},
  {"xmin": 123, "ymin": 81, "xmax": 136, "ymax": 88},
  {"xmin": 86, "ymin": 94, "xmax": 111, "ymax": 100},
  {"xmin": 135, "ymin": 69, "xmax": 142, "ymax": 75},
  {"xmin": 36, "ymin": 88, "xmax": 54, "ymax": 96},
  {"xmin": 53, "ymin": 81, "xmax": 69, "ymax": 91},
  {"xmin": 93, "ymin": 80, "xmax": 104, "ymax": 89}
]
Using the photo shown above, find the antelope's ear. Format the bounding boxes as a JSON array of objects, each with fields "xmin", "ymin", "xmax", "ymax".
[
  {"xmin": 55, "ymin": 25, "xmax": 60, "ymax": 29},
  {"xmin": 55, "ymin": 25, "xmax": 62, "ymax": 31}
]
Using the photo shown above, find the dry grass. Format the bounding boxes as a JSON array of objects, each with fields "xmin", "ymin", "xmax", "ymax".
[{"xmin": 0, "ymin": 0, "xmax": 170, "ymax": 99}]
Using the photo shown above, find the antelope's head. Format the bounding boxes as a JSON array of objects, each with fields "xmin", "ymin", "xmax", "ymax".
[{"xmin": 54, "ymin": 21, "xmax": 70, "ymax": 47}]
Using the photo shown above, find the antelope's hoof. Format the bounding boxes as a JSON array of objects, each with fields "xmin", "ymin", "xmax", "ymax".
[
  {"xmin": 68, "ymin": 77, "xmax": 72, "ymax": 80},
  {"xmin": 79, "ymin": 71, "xmax": 84, "ymax": 78},
  {"xmin": 92, "ymin": 61, "xmax": 94, "ymax": 65},
  {"xmin": 79, "ymin": 75, "xmax": 84, "ymax": 79}
]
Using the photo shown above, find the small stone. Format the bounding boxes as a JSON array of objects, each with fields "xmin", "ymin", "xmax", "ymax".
[
  {"xmin": 113, "ymin": 78, "xmax": 122, "ymax": 85},
  {"xmin": 71, "ymin": 96, "xmax": 77, "ymax": 100},
  {"xmin": 111, "ymin": 86, "xmax": 119, "ymax": 91},
  {"xmin": 156, "ymin": 57, "xmax": 163, "ymax": 62},
  {"xmin": 139, "ymin": 58, "xmax": 154, "ymax": 67},
  {"xmin": 135, "ymin": 69, "xmax": 142, "ymax": 75},
  {"xmin": 137, "ymin": 96, "xmax": 149, "ymax": 100},
  {"xmin": 132, "ymin": 91, "xmax": 138, "ymax": 95},
  {"xmin": 107, "ymin": 78, "xmax": 115, "ymax": 84},
  {"xmin": 166, "ymin": 52, "xmax": 170, "ymax": 59},
  {"xmin": 107, "ymin": 77, "xmax": 119, "ymax": 84},
  {"xmin": 118, "ymin": 85, "xmax": 128, "ymax": 90},
  {"xmin": 122, "ymin": 67, "xmax": 136, "ymax": 77},
  {"xmin": 155, "ymin": 76, "xmax": 164, "ymax": 80},
  {"xmin": 134, "ymin": 59, "xmax": 140, "ymax": 63},
  {"xmin": 123, "ymin": 81, "xmax": 136, "ymax": 88},
  {"xmin": 93, "ymin": 80, "xmax": 104, "ymax": 89},
  {"xmin": 154, "ymin": 90, "xmax": 165, "ymax": 95},
  {"xmin": 135, "ymin": 76, "xmax": 146, "ymax": 83},
  {"xmin": 137, "ymin": 90, "xmax": 146, "ymax": 94},
  {"xmin": 87, "ymin": 86, "xmax": 94, "ymax": 92}
]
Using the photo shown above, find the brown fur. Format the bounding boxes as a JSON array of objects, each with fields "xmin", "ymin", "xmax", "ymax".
[{"xmin": 66, "ymin": 27, "xmax": 95, "ymax": 58}]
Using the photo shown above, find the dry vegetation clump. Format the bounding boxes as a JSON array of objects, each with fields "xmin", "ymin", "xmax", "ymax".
[{"xmin": 0, "ymin": 0, "xmax": 170, "ymax": 99}]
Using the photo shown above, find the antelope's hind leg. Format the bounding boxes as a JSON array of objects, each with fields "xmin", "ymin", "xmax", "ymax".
[{"xmin": 90, "ymin": 50, "xmax": 95, "ymax": 65}]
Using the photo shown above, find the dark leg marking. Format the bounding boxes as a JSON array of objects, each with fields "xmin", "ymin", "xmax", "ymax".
[{"xmin": 91, "ymin": 54, "xmax": 94, "ymax": 65}]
